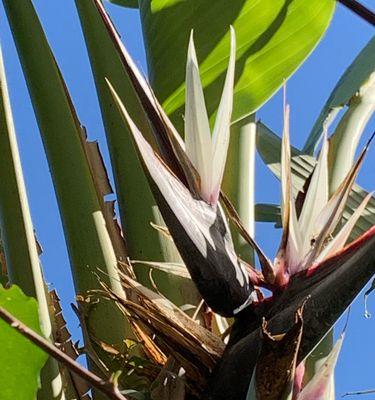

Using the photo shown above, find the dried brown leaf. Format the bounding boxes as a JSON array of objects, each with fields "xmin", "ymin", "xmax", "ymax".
[
  {"xmin": 49, "ymin": 290, "xmax": 91, "ymax": 399},
  {"xmin": 130, "ymin": 319, "xmax": 167, "ymax": 365},
  {"xmin": 80, "ymin": 127, "xmax": 129, "ymax": 263},
  {"xmin": 100, "ymin": 274, "xmax": 224, "ymax": 389},
  {"xmin": 255, "ymin": 307, "xmax": 304, "ymax": 400},
  {"xmin": 150, "ymin": 222, "xmax": 173, "ymax": 241}
]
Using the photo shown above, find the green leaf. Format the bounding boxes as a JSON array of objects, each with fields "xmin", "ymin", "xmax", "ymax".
[
  {"xmin": 0, "ymin": 42, "xmax": 65, "ymax": 400},
  {"xmin": 107, "ymin": 0, "xmax": 138, "ymax": 7},
  {"xmin": 255, "ymin": 203, "xmax": 281, "ymax": 224},
  {"xmin": 256, "ymin": 122, "xmax": 375, "ymax": 241},
  {"xmin": 303, "ymin": 35, "xmax": 375, "ymax": 154},
  {"xmin": 139, "ymin": 0, "xmax": 335, "ymax": 126},
  {"xmin": 0, "ymin": 285, "xmax": 48, "ymax": 400}
]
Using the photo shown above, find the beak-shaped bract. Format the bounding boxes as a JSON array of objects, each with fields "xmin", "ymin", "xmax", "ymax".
[{"xmin": 106, "ymin": 28, "xmax": 255, "ymax": 317}]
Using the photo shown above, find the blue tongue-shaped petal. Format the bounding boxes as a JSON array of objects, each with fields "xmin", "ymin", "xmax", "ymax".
[{"xmin": 108, "ymin": 81, "xmax": 255, "ymax": 317}]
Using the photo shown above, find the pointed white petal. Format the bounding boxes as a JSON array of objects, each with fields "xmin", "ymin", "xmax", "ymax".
[
  {"xmin": 299, "ymin": 131, "xmax": 329, "ymax": 255},
  {"xmin": 184, "ymin": 31, "xmax": 213, "ymax": 203},
  {"xmin": 315, "ymin": 192, "xmax": 373, "ymax": 263},
  {"xmin": 298, "ymin": 336, "xmax": 343, "ymax": 400},
  {"xmin": 280, "ymin": 104, "xmax": 302, "ymax": 274},
  {"xmin": 287, "ymin": 198, "xmax": 304, "ymax": 274},
  {"xmin": 305, "ymin": 145, "xmax": 368, "ymax": 266},
  {"xmin": 211, "ymin": 27, "xmax": 236, "ymax": 204}
]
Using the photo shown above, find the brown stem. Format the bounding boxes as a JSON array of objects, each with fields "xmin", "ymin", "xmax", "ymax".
[
  {"xmin": 337, "ymin": 0, "xmax": 375, "ymax": 25},
  {"xmin": 0, "ymin": 306, "xmax": 128, "ymax": 400}
]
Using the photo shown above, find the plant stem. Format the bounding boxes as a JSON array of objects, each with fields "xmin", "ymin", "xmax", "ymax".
[
  {"xmin": 223, "ymin": 115, "xmax": 256, "ymax": 263},
  {"xmin": 337, "ymin": 0, "xmax": 375, "ymax": 25},
  {"xmin": 0, "ymin": 306, "xmax": 128, "ymax": 400},
  {"xmin": 329, "ymin": 76, "xmax": 375, "ymax": 194}
]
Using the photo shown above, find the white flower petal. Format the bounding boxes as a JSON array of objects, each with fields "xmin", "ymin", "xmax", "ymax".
[
  {"xmin": 299, "ymin": 130, "xmax": 329, "ymax": 256},
  {"xmin": 315, "ymin": 192, "xmax": 373, "ymax": 263},
  {"xmin": 280, "ymin": 104, "xmax": 302, "ymax": 273},
  {"xmin": 211, "ymin": 27, "xmax": 236, "ymax": 204},
  {"xmin": 298, "ymin": 336, "xmax": 343, "ymax": 400},
  {"xmin": 184, "ymin": 31, "xmax": 213, "ymax": 202}
]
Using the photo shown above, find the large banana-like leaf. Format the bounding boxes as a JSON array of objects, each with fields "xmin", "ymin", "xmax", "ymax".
[
  {"xmin": 1, "ymin": 0, "xmax": 132, "ymax": 386},
  {"xmin": 139, "ymin": 0, "xmax": 335, "ymax": 126},
  {"xmin": 303, "ymin": 35, "xmax": 375, "ymax": 154},
  {"xmin": 256, "ymin": 123, "xmax": 375, "ymax": 241},
  {"xmin": 0, "ymin": 45, "xmax": 64, "ymax": 400}
]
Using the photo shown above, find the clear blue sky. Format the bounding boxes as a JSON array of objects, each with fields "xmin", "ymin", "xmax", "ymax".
[{"xmin": 0, "ymin": 0, "xmax": 374, "ymax": 396}]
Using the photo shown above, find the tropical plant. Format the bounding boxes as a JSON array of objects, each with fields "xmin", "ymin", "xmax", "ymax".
[{"xmin": 0, "ymin": 1, "xmax": 374, "ymax": 400}]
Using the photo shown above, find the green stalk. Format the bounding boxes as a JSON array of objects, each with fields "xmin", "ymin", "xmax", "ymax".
[
  {"xmin": 75, "ymin": 0, "xmax": 200, "ymax": 306},
  {"xmin": 223, "ymin": 115, "xmax": 256, "ymax": 263},
  {"xmin": 0, "ymin": 46, "xmax": 64, "ymax": 399},
  {"xmin": 2, "ymin": 0, "xmax": 132, "ymax": 391},
  {"xmin": 329, "ymin": 74, "xmax": 375, "ymax": 193}
]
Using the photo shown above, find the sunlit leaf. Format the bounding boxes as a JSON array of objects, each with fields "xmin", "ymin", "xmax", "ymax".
[
  {"xmin": 140, "ymin": 0, "xmax": 335, "ymax": 126},
  {"xmin": 107, "ymin": 0, "xmax": 138, "ymax": 7},
  {"xmin": 0, "ymin": 285, "xmax": 48, "ymax": 400}
]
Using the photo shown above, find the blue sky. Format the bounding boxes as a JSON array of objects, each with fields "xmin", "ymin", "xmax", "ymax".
[{"xmin": 0, "ymin": 0, "xmax": 374, "ymax": 397}]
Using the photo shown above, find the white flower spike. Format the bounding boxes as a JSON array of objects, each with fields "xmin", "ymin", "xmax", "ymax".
[{"xmin": 185, "ymin": 27, "xmax": 236, "ymax": 205}]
